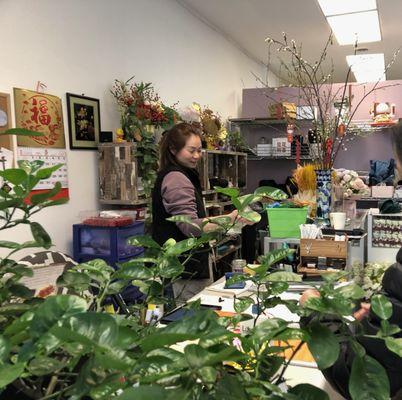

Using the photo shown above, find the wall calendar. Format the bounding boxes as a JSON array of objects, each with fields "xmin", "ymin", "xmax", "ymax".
[{"xmin": 17, "ymin": 147, "xmax": 69, "ymax": 191}]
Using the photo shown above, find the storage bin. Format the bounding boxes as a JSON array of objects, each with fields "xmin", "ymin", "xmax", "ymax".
[
  {"xmin": 73, "ymin": 221, "xmax": 145, "ymax": 266},
  {"xmin": 267, "ymin": 207, "xmax": 308, "ymax": 238},
  {"xmin": 371, "ymin": 185, "xmax": 394, "ymax": 198}
]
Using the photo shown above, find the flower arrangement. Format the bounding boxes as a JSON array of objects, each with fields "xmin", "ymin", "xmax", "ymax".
[
  {"xmin": 111, "ymin": 77, "xmax": 180, "ymax": 201},
  {"xmin": 185, "ymin": 103, "xmax": 227, "ymax": 149},
  {"xmin": 351, "ymin": 261, "xmax": 392, "ymax": 298},
  {"xmin": 333, "ymin": 168, "xmax": 370, "ymax": 198},
  {"xmin": 291, "ymin": 163, "xmax": 317, "ymax": 213},
  {"xmin": 111, "ymin": 77, "xmax": 179, "ymax": 141}
]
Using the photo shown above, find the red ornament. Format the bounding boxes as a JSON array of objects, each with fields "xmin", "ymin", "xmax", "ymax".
[
  {"xmin": 337, "ymin": 123, "xmax": 346, "ymax": 136},
  {"xmin": 287, "ymin": 123, "xmax": 294, "ymax": 142}
]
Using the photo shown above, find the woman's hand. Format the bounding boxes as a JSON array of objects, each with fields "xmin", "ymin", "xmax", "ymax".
[
  {"xmin": 353, "ymin": 302, "xmax": 371, "ymax": 321},
  {"xmin": 228, "ymin": 209, "xmax": 256, "ymax": 226},
  {"xmin": 300, "ymin": 289, "xmax": 371, "ymax": 322},
  {"xmin": 299, "ymin": 289, "xmax": 320, "ymax": 306}
]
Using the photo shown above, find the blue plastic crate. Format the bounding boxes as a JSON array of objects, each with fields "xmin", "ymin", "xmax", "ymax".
[{"xmin": 73, "ymin": 222, "xmax": 145, "ymax": 264}]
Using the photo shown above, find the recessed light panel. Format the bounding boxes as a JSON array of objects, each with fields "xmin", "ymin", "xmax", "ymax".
[
  {"xmin": 327, "ymin": 10, "xmax": 381, "ymax": 45},
  {"xmin": 317, "ymin": 0, "xmax": 377, "ymax": 16},
  {"xmin": 346, "ymin": 53, "xmax": 385, "ymax": 82}
]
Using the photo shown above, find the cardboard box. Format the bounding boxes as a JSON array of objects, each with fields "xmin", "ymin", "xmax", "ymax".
[{"xmin": 371, "ymin": 186, "xmax": 395, "ymax": 198}]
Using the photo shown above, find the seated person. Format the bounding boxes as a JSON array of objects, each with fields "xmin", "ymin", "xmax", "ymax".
[{"xmin": 300, "ymin": 249, "xmax": 402, "ymax": 399}]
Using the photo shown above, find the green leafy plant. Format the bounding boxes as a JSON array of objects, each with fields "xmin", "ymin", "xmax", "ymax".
[
  {"xmin": 0, "ymin": 149, "xmax": 401, "ymax": 399},
  {"xmin": 351, "ymin": 260, "xmax": 392, "ymax": 298}
]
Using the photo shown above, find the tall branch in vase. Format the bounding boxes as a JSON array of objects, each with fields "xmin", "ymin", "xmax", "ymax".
[{"xmin": 264, "ymin": 33, "xmax": 400, "ymax": 169}]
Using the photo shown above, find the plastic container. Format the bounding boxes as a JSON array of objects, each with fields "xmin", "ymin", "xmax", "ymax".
[
  {"xmin": 231, "ymin": 259, "xmax": 247, "ymax": 273},
  {"xmin": 267, "ymin": 207, "xmax": 308, "ymax": 238},
  {"xmin": 79, "ymin": 210, "xmax": 134, "ymax": 227},
  {"xmin": 73, "ymin": 222, "xmax": 145, "ymax": 265}
]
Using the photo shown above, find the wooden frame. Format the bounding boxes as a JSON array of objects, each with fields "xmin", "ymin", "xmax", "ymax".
[
  {"xmin": 98, "ymin": 142, "xmax": 147, "ymax": 205},
  {"xmin": 0, "ymin": 92, "xmax": 13, "ymax": 150},
  {"xmin": 66, "ymin": 93, "xmax": 101, "ymax": 150}
]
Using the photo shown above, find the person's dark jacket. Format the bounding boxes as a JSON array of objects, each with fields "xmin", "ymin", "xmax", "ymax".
[{"xmin": 152, "ymin": 164, "xmax": 209, "ymax": 278}]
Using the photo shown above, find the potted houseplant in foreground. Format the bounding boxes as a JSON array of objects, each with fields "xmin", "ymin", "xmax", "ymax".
[{"xmin": 0, "ymin": 130, "xmax": 400, "ymax": 399}]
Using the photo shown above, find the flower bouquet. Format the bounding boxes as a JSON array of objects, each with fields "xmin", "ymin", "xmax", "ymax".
[
  {"xmin": 333, "ymin": 168, "xmax": 370, "ymax": 198},
  {"xmin": 351, "ymin": 261, "xmax": 392, "ymax": 298},
  {"xmin": 111, "ymin": 77, "xmax": 179, "ymax": 141},
  {"xmin": 111, "ymin": 77, "xmax": 180, "ymax": 200},
  {"xmin": 188, "ymin": 103, "xmax": 227, "ymax": 149}
]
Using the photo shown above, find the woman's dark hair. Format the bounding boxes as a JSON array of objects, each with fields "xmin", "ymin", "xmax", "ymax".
[
  {"xmin": 159, "ymin": 122, "xmax": 202, "ymax": 170},
  {"xmin": 393, "ymin": 122, "xmax": 402, "ymax": 165}
]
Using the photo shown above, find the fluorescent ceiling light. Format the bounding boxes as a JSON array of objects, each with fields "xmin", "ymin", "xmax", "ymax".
[
  {"xmin": 317, "ymin": 0, "xmax": 377, "ymax": 16},
  {"xmin": 327, "ymin": 10, "xmax": 381, "ymax": 45},
  {"xmin": 346, "ymin": 53, "xmax": 386, "ymax": 82}
]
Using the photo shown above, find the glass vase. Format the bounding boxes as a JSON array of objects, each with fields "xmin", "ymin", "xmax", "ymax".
[
  {"xmin": 343, "ymin": 196, "xmax": 357, "ymax": 221},
  {"xmin": 315, "ymin": 169, "xmax": 332, "ymax": 222}
]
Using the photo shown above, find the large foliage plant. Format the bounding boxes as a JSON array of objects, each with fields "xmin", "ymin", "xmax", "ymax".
[{"xmin": 0, "ymin": 149, "xmax": 400, "ymax": 400}]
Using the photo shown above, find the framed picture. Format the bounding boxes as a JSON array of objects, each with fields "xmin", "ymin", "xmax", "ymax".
[
  {"xmin": 0, "ymin": 92, "xmax": 13, "ymax": 150},
  {"xmin": 66, "ymin": 93, "xmax": 101, "ymax": 150},
  {"xmin": 14, "ymin": 88, "xmax": 65, "ymax": 148}
]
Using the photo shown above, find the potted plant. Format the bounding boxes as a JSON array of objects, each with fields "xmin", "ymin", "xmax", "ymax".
[{"xmin": 0, "ymin": 140, "xmax": 400, "ymax": 399}]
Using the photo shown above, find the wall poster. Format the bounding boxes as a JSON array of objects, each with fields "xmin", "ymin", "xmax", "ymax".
[{"xmin": 13, "ymin": 88, "xmax": 65, "ymax": 148}]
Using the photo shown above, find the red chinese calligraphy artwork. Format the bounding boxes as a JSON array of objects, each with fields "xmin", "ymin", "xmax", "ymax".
[{"xmin": 13, "ymin": 88, "xmax": 66, "ymax": 148}]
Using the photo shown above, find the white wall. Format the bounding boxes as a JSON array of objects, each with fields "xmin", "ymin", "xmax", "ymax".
[{"xmin": 0, "ymin": 0, "xmax": 276, "ymax": 256}]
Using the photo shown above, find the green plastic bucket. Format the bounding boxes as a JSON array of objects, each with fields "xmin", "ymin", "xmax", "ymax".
[{"xmin": 267, "ymin": 207, "xmax": 308, "ymax": 238}]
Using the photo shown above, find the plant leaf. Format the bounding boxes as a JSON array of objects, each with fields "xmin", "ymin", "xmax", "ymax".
[
  {"xmin": 0, "ymin": 240, "xmax": 22, "ymax": 249},
  {"xmin": 36, "ymin": 163, "xmax": 64, "ymax": 179},
  {"xmin": 215, "ymin": 373, "xmax": 248, "ymax": 400},
  {"xmin": 0, "ymin": 169, "xmax": 27, "ymax": 185},
  {"xmin": 371, "ymin": 294, "xmax": 392, "ymax": 320},
  {"xmin": 114, "ymin": 264, "xmax": 153, "ymax": 280},
  {"xmin": 157, "ymin": 256, "xmax": 184, "ymax": 279},
  {"xmin": 214, "ymin": 186, "xmax": 240, "ymax": 198},
  {"xmin": 306, "ymin": 322, "xmax": 339, "ymax": 370},
  {"xmin": 30, "ymin": 222, "xmax": 52, "ymax": 249},
  {"xmin": 30, "ymin": 181, "xmax": 62, "ymax": 205},
  {"xmin": 253, "ymin": 318, "xmax": 288, "ymax": 341},
  {"xmin": 254, "ymin": 185, "xmax": 288, "ymax": 200},
  {"xmin": 238, "ymin": 209, "xmax": 261, "ymax": 223},
  {"xmin": 127, "ymin": 235, "xmax": 160, "ymax": 249},
  {"xmin": 234, "ymin": 297, "xmax": 254, "ymax": 313},
  {"xmin": 335, "ymin": 283, "xmax": 365, "ymax": 299},
  {"xmin": 289, "ymin": 383, "xmax": 329, "ymax": 400},
  {"xmin": 28, "ymin": 356, "xmax": 64, "ymax": 376},
  {"xmin": 1, "ymin": 128, "xmax": 44, "ymax": 136},
  {"xmin": 0, "ymin": 363, "xmax": 25, "ymax": 388},
  {"xmin": 116, "ymin": 386, "xmax": 167, "ymax": 400},
  {"xmin": 30, "ymin": 295, "xmax": 87, "ymax": 339},
  {"xmin": 265, "ymin": 271, "xmax": 302, "ymax": 282},
  {"xmin": 349, "ymin": 355, "xmax": 390, "ymax": 400},
  {"xmin": 385, "ymin": 337, "xmax": 402, "ymax": 357},
  {"xmin": 166, "ymin": 215, "xmax": 202, "ymax": 232},
  {"xmin": 0, "ymin": 335, "xmax": 10, "ymax": 363},
  {"xmin": 0, "ymin": 198, "xmax": 22, "ymax": 210},
  {"xmin": 236, "ymin": 194, "xmax": 262, "ymax": 211},
  {"xmin": 165, "ymin": 237, "xmax": 198, "ymax": 256}
]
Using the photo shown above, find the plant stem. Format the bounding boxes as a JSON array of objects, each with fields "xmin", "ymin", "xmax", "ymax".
[{"xmin": 275, "ymin": 340, "xmax": 304, "ymax": 384}]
